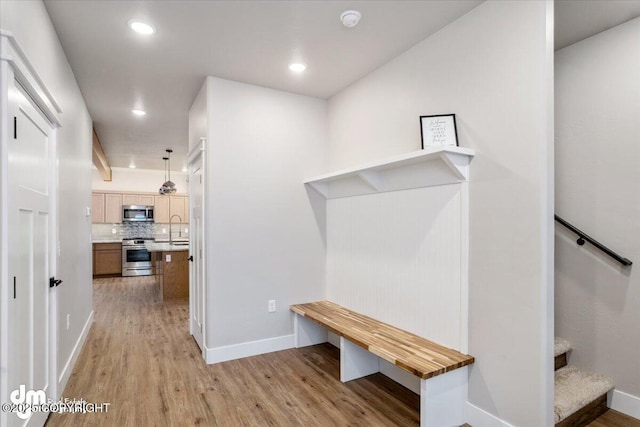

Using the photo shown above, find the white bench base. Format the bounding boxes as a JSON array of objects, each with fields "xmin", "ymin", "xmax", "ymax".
[
  {"xmin": 293, "ymin": 313, "xmax": 467, "ymax": 427},
  {"xmin": 341, "ymin": 336, "xmax": 380, "ymax": 382}
]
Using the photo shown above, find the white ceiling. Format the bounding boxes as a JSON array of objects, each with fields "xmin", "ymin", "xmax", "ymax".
[
  {"xmin": 43, "ymin": 1, "xmax": 640, "ymax": 172},
  {"xmin": 43, "ymin": 0, "xmax": 483, "ymax": 171},
  {"xmin": 555, "ymin": 0, "xmax": 640, "ymax": 50}
]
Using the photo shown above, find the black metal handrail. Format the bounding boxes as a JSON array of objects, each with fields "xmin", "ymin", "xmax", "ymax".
[{"xmin": 555, "ymin": 215, "xmax": 632, "ymax": 266}]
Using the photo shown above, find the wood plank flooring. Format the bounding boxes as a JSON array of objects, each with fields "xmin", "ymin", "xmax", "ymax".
[
  {"xmin": 46, "ymin": 276, "xmax": 419, "ymax": 426},
  {"xmin": 586, "ymin": 409, "xmax": 640, "ymax": 427},
  {"xmin": 45, "ymin": 276, "xmax": 640, "ymax": 426}
]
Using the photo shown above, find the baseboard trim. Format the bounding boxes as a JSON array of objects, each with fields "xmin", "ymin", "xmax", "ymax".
[
  {"xmin": 205, "ymin": 334, "xmax": 294, "ymax": 364},
  {"xmin": 58, "ymin": 310, "xmax": 94, "ymax": 393},
  {"xmin": 609, "ymin": 389, "xmax": 640, "ymax": 419},
  {"xmin": 465, "ymin": 402, "xmax": 514, "ymax": 427}
]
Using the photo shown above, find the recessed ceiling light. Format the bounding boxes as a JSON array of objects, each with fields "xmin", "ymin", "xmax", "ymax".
[
  {"xmin": 132, "ymin": 109, "xmax": 146, "ymax": 116},
  {"xmin": 129, "ymin": 19, "xmax": 156, "ymax": 35},
  {"xmin": 289, "ymin": 63, "xmax": 307, "ymax": 73}
]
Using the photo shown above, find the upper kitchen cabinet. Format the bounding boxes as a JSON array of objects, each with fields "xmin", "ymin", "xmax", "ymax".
[
  {"xmin": 122, "ymin": 194, "xmax": 138, "ymax": 206},
  {"xmin": 91, "ymin": 191, "xmax": 188, "ymax": 224},
  {"xmin": 154, "ymin": 195, "xmax": 170, "ymax": 223},
  {"xmin": 92, "ymin": 192, "xmax": 122, "ymax": 223},
  {"xmin": 123, "ymin": 193, "xmax": 155, "ymax": 206},
  {"xmin": 170, "ymin": 196, "xmax": 188, "ymax": 223},
  {"xmin": 155, "ymin": 195, "xmax": 188, "ymax": 223},
  {"xmin": 92, "ymin": 193, "xmax": 105, "ymax": 223},
  {"xmin": 139, "ymin": 194, "xmax": 155, "ymax": 205},
  {"xmin": 104, "ymin": 193, "xmax": 122, "ymax": 223}
]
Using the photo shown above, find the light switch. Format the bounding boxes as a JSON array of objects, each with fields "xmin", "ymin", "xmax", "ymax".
[
  {"xmin": 85, "ymin": 207, "xmax": 91, "ymax": 216},
  {"xmin": 166, "ymin": 254, "xmax": 171, "ymax": 263}
]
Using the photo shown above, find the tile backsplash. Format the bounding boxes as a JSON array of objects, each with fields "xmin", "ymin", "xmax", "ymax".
[{"xmin": 92, "ymin": 222, "xmax": 189, "ymax": 241}]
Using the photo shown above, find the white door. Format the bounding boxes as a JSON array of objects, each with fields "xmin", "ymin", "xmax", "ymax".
[
  {"xmin": 6, "ymin": 81, "xmax": 54, "ymax": 427},
  {"xmin": 189, "ymin": 152, "xmax": 205, "ymax": 354}
]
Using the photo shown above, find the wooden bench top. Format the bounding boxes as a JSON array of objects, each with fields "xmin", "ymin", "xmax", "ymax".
[{"xmin": 290, "ymin": 300, "xmax": 474, "ymax": 380}]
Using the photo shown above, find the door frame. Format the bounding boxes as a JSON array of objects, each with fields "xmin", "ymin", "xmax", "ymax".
[
  {"xmin": 0, "ymin": 32, "xmax": 62, "ymax": 425},
  {"xmin": 187, "ymin": 138, "xmax": 206, "ymax": 359}
]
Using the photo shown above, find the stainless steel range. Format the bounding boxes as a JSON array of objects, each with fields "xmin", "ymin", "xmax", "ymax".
[{"xmin": 122, "ymin": 237, "xmax": 154, "ymax": 277}]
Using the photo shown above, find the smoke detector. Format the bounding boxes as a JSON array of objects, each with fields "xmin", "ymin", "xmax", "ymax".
[{"xmin": 340, "ymin": 10, "xmax": 361, "ymax": 28}]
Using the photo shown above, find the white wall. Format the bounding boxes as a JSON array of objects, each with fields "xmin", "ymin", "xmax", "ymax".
[
  {"xmin": 92, "ymin": 167, "xmax": 188, "ymax": 194},
  {"xmin": 327, "ymin": 185, "xmax": 465, "ymax": 351},
  {"xmin": 203, "ymin": 77, "xmax": 327, "ymax": 354},
  {"xmin": 555, "ymin": 17, "xmax": 640, "ymax": 401},
  {"xmin": 188, "ymin": 81, "xmax": 207, "ymax": 152},
  {"xmin": 0, "ymin": 0, "xmax": 93, "ymax": 393},
  {"xmin": 326, "ymin": 1, "xmax": 554, "ymax": 426}
]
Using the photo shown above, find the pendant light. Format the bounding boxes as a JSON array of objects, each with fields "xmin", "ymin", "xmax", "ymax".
[
  {"xmin": 159, "ymin": 149, "xmax": 177, "ymax": 195},
  {"xmin": 158, "ymin": 157, "xmax": 168, "ymax": 194}
]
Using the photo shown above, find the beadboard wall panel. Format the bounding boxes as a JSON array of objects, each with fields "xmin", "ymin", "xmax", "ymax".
[{"xmin": 327, "ymin": 184, "xmax": 463, "ymax": 350}]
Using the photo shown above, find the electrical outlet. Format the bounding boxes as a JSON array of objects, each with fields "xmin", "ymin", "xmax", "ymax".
[
  {"xmin": 268, "ymin": 300, "xmax": 276, "ymax": 313},
  {"xmin": 66, "ymin": 314, "xmax": 70, "ymax": 330},
  {"xmin": 111, "ymin": 228, "xmax": 116, "ymax": 234},
  {"xmin": 162, "ymin": 228, "xmax": 167, "ymax": 234},
  {"xmin": 166, "ymin": 254, "xmax": 171, "ymax": 262}
]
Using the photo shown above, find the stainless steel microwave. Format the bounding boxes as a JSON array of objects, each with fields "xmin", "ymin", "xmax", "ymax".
[{"xmin": 122, "ymin": 205, "xmax": 154, "ymax": 223}]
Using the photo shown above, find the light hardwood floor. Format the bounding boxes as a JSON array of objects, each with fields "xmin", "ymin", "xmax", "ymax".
[
  {"xmin": 46, "ymin": 277, "xmax": 419, "ymax": 426},
  {"xmin": 587, "ymin": 409, "xmax": 640, "ymax": 427},
  {"xmin": 46, "ymin": 277, "xmax": 640, "ymax": 427}
]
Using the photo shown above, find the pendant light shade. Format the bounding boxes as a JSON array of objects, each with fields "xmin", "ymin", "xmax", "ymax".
[{"xmin": 159, "ymin": 149, "xmax": 177, "ymax": 195}]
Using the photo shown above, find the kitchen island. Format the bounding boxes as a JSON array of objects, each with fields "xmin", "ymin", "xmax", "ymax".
[
  {"xmin": 91, "ymin": 238, "xmax": 190, "ymax": 300},
  {"xmin": 146, "ymin": 241, "xmax": 190, "ymax": 300}
]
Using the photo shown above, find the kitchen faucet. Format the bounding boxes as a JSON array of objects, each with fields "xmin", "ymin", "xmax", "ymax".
[{"xmin": 169, "ymin": 214, "xmax": 182, "ymax": 245}]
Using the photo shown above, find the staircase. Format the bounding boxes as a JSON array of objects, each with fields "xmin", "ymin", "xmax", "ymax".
[{"xmin": 554, "ymin": 337, "xmax": 614, "ymax": 426}]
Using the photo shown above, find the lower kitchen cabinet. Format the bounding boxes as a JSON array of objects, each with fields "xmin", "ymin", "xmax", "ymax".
[{"xmin": 93, "ymin": 242, "xmax": 122, "ymax": 277}]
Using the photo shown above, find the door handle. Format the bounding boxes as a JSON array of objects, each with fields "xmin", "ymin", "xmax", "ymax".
[
  {"xmin": 49, "ymin": 277, "xmax": 63, "ymax": 288},
  {"xmin": 187, "ymin": 255, "xmax": 194, "ymax": 262}
]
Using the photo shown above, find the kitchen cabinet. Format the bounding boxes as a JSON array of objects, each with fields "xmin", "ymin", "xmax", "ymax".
[
  {"xmin": 122, "ymin": 193, "xmax": 155, "ymax": 206},
  {"xmin": 93, "ymin": 242, "xmax": 122, "ymax": 276},
  {"xmin": 92, "ymin": 193, "xmax": 105, "ymax": 223},
  {"xmin": 92, "ymin": 191, "xmax": 124, "ymax": 223},
  {"xmin": 90, "ymin": 191, "xmax": 188, "ymax": 224},
  {"xmin": 154, "ymin": 195, "xmax": 170, "ymax": 223},
  {"xmin": 122, "ymin": 194, "xmax": 138, "ymax": 206},
  {"xmin": 139, "ymin": 194, "xmax": 155, "ymax": 205},
  {"xmin": 104, "ymin": 193, "xmax": 123, "ymax": 223},
  {"xmin": 154, "ymin": 195, "xmax": 187, "ymax": 223},
  {"xmin": 170, "ymin": 196, "xmax": 188, "ymax": 223},
  {"xmin": 93, "ymin": 191, "xmax": 127, "ymax": 224}
]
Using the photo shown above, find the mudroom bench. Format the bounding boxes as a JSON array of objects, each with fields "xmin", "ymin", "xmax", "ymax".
[{"xmin": 290, "ymin": 300, "xmax": 475, "ymax": 427}]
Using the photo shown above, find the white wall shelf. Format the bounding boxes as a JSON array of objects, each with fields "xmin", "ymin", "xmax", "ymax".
[{"xmin": 305, "ymin": 146, "xmax": 475, "ymax": 199}]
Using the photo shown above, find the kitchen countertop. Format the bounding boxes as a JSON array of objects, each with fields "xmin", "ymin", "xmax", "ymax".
[
  {"xmin": 92, "ymin": 238, "xmax": 189, "ymax": 252},
  {"xmin": 145, "ymin": 241, "xmax": 189, "ymax": 252}
]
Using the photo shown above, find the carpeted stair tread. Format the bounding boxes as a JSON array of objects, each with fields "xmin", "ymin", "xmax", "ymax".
[
  {"xmin": 554, "ymin": 337, "xmax": 572, "ymax": 357},
  {"xmin": 555, "ymin": 365, "xmax": 614, "ymax": 423}
]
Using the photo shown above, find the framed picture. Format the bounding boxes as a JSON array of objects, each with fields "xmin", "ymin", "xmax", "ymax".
[{"xmin": 420, "ymin": 114, "xmax": 458, "ymax": 148}]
